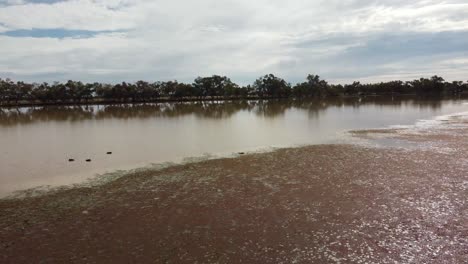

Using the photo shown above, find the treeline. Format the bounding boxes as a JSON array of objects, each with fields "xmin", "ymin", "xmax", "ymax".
[{"xmin": 0, "ymin": 74, "xmax": 467, "ymax": 105}]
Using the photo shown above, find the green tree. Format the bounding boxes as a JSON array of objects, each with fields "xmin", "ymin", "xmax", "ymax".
[
  {"xmin": 293, "ymin": 74, "xmax": 329, "ymax": 97},
  {"xmin": 253, "ymin": 74, "xmax": 291, "ymax": 97},
  {"xmin": 344, "ymin": 81, "xmax": 362, "ymax": 95},
  {"xmin": 193, "ymin": 75, "xmax": 237, "ymax": 99}
]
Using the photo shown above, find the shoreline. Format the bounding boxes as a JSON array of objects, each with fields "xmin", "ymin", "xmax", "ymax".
[
  {"xmin": 0, "ymin": 93, "xmax": 451, "ymax": 108},
  {"xmin": 0, "ymin": 144, "xmax": 290, "ymax": 200},
  {"xmin": 1, "ymin": 115, "xmax": 467, "ymax": 263}
]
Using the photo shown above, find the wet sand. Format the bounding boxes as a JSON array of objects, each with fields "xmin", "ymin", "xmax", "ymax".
[{"xmin": 1, "ymin": 121, "xmax": 467, "ymax": 263}]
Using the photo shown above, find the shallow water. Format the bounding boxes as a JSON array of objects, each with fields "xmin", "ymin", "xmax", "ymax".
[{"xmin": 1, "ymin": 96, "xmax": 468, "ymax": 196}]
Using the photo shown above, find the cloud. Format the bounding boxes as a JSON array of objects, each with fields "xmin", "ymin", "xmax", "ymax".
[
  {"xmin": 0, "ymin": 0, "xmax": 467, "ymax": 84},
  {"xmin": 0, "ymin": 0, "xmax": 138, "ymax": 31},
  {"xmin": 1, "ymin": 28, "xmax": 119, "ymax": 38}
]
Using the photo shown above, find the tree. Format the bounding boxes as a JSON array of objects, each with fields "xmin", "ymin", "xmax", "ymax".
[
  {"xmin": 344, "ymin": 81, "xmax": 362, "ymax": 95},
  {"xmin": 15, "ymin": 81, "xmax": 33, "ymax": 103},
  {"xmin": 1, "ymin": 74, "xmax": 467, "ymax": 105},
  {"xmin": 431, "ymin": 75, "xmax": 445, "ymax": 94},
  {"xmin": 193, "ymin": 75, "xmax": 237, "ymax": 99},
  {"xmin": 65, "ymin": 80, "xmax": 88, "ymax": 102},
  {"xmin": 82, "ymin": 83, "xmax": 97, "ymax": 102},
  {"xmin": 0, "ymin": 79, "xmax": 8, "ymax": 102},
  {"xmin": 293, "ymin": 74, "xmax": 329, "ymax": 97},
  {"xmin": 158, "ymin": 81, "xmax": 178, "ymax": 98},
  {"xmin": 135, "ymin": 81, "xmax": 153, "ymax": 101},
  {"xmin": 2, "ymin": 79, "xmax": 16, "ymax": 103},
  {"xmin": 253, "ymin": 74, "xmax": 291, "ymax": 97}
]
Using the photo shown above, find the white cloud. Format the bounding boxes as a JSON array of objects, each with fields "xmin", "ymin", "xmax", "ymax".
[
  {"xmin": 0, "ymin": 0, "xmax": 468, "ymax": 84},
  {"xmin": 0, "ymin": 0, "xmax": 138, "ymax": 31}
]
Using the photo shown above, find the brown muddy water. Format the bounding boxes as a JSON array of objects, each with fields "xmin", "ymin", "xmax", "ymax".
[{"xmin": 1, "ymin": 96, "xmax": 467, "ymax": 196}]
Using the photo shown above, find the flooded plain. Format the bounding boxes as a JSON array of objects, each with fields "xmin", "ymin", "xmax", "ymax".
[{"xmin": 1, "ymin": 96, "xmax": 468, "ymax": 196}]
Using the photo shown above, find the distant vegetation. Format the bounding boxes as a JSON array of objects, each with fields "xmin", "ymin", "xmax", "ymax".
[{"xmin": 0, "ymin": 74, "xmax": 467, "ymax": 106}]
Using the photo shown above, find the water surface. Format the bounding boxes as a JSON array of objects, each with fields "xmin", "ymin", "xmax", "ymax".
[{"xmin": 1, "ymin": 96, "xmax": 467, "ymax": 196}]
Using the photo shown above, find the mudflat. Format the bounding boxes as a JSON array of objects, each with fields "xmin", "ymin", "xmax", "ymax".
[{"xmin": 1, "ymin": 120, "xmax": 467, "ymax": 263}]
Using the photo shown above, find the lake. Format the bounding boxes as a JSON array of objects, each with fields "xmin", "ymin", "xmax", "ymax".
[{"xmin": 1, "ymin": 96, "xmax": 467, "ymax": 196}]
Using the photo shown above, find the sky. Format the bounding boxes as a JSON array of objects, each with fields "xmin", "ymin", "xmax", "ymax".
[{"xmin": 0, "ymin": 0, "xmax": 467, "ymax": 85}]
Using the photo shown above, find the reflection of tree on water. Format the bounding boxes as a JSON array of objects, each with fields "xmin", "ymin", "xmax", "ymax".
[
  {"xmin": 0, "ymin": 96, "xmax": 450, "ymax": 126},
  {"xmin": 95, "ymin": 100, "xmax": 257, "ymax": 120},
  {"xmin": 255, "ymin": 96, "xmax": 445, "ymax": 119},
  {"xmin": 0, "ymin": 105, "xmax": 96, "ymax": 126}
]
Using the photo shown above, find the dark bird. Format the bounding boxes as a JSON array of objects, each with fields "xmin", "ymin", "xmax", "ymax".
[
  {"xmin": 107, "ymin": 152, "xmax": 112, "ymax": 155},
  {"xmin": 85, "ymin": 159, "xmax": 92, "ymax": 162},
  {"xmin": 68, "ymin": 159, "xmax": 75, "ymax": 162}
]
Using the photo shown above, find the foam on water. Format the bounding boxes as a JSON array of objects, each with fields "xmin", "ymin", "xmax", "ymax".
[{"xmin": 390, "ymin": 111, "xmax": 468, "ymax": 132}]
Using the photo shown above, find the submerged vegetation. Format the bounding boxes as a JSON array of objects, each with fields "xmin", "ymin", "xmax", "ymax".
[{"xmin": 0, "ymin": 74, "xmax": 467, "ymax": 106}]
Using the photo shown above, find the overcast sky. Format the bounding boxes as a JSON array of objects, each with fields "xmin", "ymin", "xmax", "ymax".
[{"xmin": 0, "ymin": 0, "xmax": 467, "ymax": 85}]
